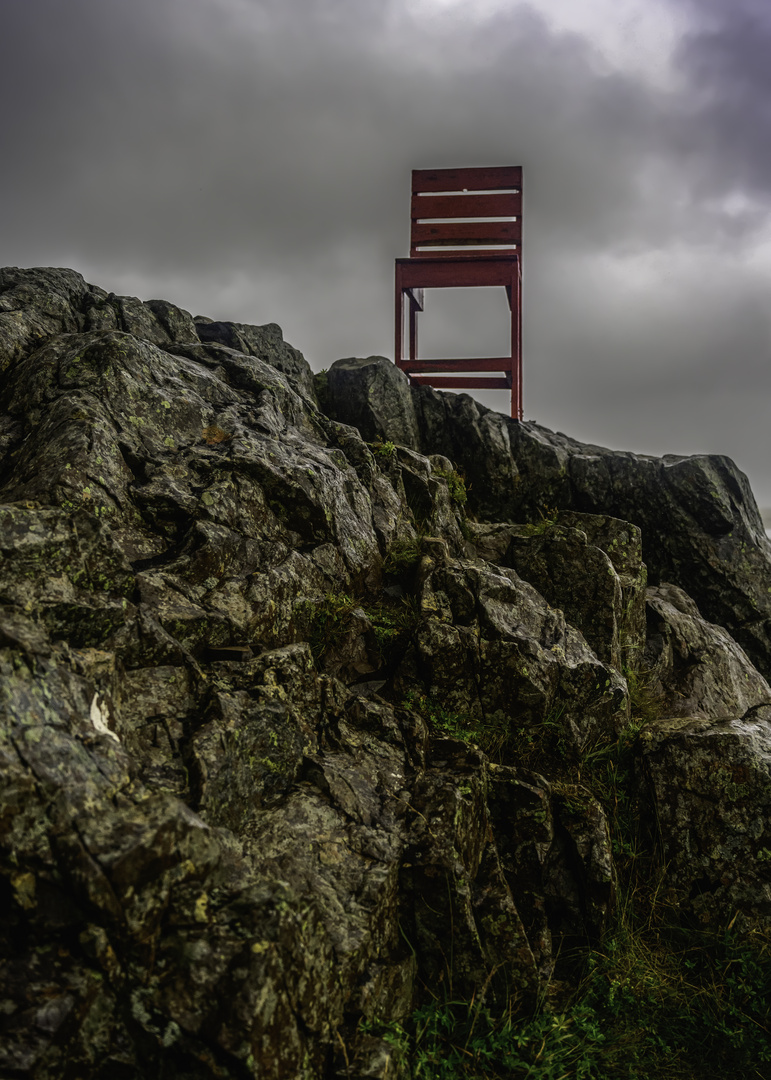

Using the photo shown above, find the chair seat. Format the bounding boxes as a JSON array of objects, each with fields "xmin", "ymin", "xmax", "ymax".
[{"xmin": 396, "ymin": 254, "xmax": 519, "ymax": 290}]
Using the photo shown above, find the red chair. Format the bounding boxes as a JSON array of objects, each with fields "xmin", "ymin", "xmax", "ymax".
[{"xmin": 395, "ymin": 166, "xmax": 523, "ymax": 419}]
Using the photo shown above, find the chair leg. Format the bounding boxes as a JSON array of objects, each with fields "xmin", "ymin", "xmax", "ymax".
[
  {"xmin": 409, "ymin": 295, "xmax": 419, "ymax": 362},
  {"xmin": 510, "ymin": 271, "xmax": 522, "ymax": 419},
  {"xmin": 517, "ymin": 270, "xmax": 523, "ymax": 419},
  {"xmin": 396, "ymin": 266, "xmax": 522, "ymax": 417}
]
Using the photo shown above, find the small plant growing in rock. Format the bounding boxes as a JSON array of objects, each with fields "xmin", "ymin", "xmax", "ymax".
[
  {"xmin": 623, "ymin": 663, "xmax": 660, "ymax": 727},
  {"xmin": 383, "ymin": 537, "xmax": 423, "ymax": 577},
  {"xmin": 403, "ymin": 691, "xmax": 509, "ymax": 757},
  {"xmin": 366, "ymin": 597, "xmax": 420, "ymax": 664},
  {"xmin": 504, "ymin": 703, "xmax": 570, "ymax": 770},
  {"xmin": 519, "ymin": 506, "xmax": 560, "ymax": 536},
  {"xmin": 371, "ymin": 438, "xmax": 397, "ymax": 459},
  {"xmin": 298, "ymin": 592, "xmax": 419, "ymax": 669},
  {"xmin": 298, "ymin": 592, "xmax": 357, "ymax": 664},
  {"xmin": 433, "ymin": 466, "xmax": 468, "ymax": 508},
  {"xmin": 403, "ymin": 691, "xmax": 473, "ymax": 743}
]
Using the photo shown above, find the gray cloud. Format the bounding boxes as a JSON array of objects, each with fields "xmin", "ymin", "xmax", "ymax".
[
  {"xmin": 2, "ymin": 0, "xmax": 770, "ymax": 501},
  {"xmin": 668, "ymin": 0, "xmax": 771, "ymax": 197}
]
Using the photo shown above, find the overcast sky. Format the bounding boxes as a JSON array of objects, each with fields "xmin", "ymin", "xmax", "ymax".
[{"xmin": 3, "ymin": 0, "xmax": 771, "ymax": 504}]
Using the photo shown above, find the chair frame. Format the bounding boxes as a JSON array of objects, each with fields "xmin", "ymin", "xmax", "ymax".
[{"xmin": 395, "ymin": 166, "xmax": 523, "ymax": 419}]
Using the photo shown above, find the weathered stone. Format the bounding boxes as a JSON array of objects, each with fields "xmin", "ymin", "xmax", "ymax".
[
  {"xmin": 469, "ymin": 520, "xmax": 630, "ymax": 670},
  {"xmin": 548, "ymin": 783, "xmax": 615, "ymax": 942},
  {"xmin": 195, "ymin": 317, "xmax": 317, "ymax": 402},
  {"xmin": 638, "ymin": 706, "xmax": 771, "ymax": 924},
  {"xmin": 145, "ymin": 297, "xmax": 200, "ymax": 343},
  {"xmin": 488, "ymin": 765, "xmax": 615, "ymax": 967},
  {"xmin": 0, "ymin": 266, "xmax": 89, "ymax": 372},
  {"xmin": 112, "ymin": 293, "xmax": 172, "ymax": 346},
  {"xmin": 325, "ymin": 356, "xmax": 422, "ymax": 448},
  {"xmin": 557, "ymin": 511, "xmax": 648, "ymax": 672},
  {"xmin": 644, "ymin": 582, "xmax": 771, "ymax": 719},
  {"xmin": 400, "ymin": 740, "xmax": 540, "ymax": 1004},
  {"xmin": 398, "ymin": 557, "xmax": 629, "ymax": 757},
  {"xmin": 322, "ymin": 358, "xmax": 771, "ymax": 682},
  {"xmin": 116, "ymin": 661, "xmax": 195, "ymax": 795}
]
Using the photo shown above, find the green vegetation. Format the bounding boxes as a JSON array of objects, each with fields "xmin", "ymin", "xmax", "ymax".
[
  {"xmin": 519, "ymin": 506, "xmax": 561, "ymax": 536},
  {"xmin": 403, "ymin": 691, "xmax": 509, "ymax": 759},
  {"xmin": 371, "ymin": 437, "xmax": 397, "ymax": 459},
  {"xmin": 391, "ymin": 995, "xmax": 606, "ymax": 1079},
  {"xmin": 506, "ymin": 702, "xmax": 570, "ymax": 770},
  {"xmin": 383, "ymin": 536, "xmax": 423, "ymax": 577},
  {"xmin": 384, "ymin": 674, "xmax": 771, "ymax": 1079},
  {"xmin": 299, "ymin": 591, "xmax": 419, "ymax": 668},
  {"xmin": 367, "ymin": 917, "xmax": 771, "ymax": 1078},
  {"xmin": 434, "ymin": 467, "xmax": 468, "ymax": 508},
  {"xmin": 367, "ymin": 596, "xmax": 420, "ymax": 658},
  {"xmin": 297, "ymin": 538, "xmax": 425, "ymax": 665},
  {"xmin": 299, "ymin": 591, "xmax": 357, "ymax": 664}
]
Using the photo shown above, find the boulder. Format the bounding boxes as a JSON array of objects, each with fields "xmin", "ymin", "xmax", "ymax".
[
  {"xmin": 0, "ymin": 329, "xmax": 384, "ymax": 650},
  {"xmin": 638, "ymin": 707, "xmax": 771, "ymax": 925},
  {"xmin": 644, "ymin": 582, "xmax": 771, "ymax": 719},
  {"xmin": 195, "ymin": 318, "xmax": 317, "ymax": 403},
  {"xmin": 0, "ymin": 266, "xmax": 89, "ymax": 372},
  {"xmin": 396, "ymin": 555, "xmax": 628, "ymax": 759},
  {"xmin": 325, "ymin": 356, "xmax": 421, "ymax": 449}
]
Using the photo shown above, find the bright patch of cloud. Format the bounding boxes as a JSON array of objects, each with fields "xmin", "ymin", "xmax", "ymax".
[{"xmin": 410, "ymin": 0, "xmax": 685, "ymax": 83}]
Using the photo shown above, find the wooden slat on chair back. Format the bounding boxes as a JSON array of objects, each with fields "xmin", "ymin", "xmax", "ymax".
[{"xmin": 410, "ymin": 166, "xmax": 522, "ymax": 258}]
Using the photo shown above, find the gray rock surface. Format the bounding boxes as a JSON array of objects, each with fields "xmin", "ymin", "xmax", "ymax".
[
  {"xmin": 2, "ymin": 268, "xmax": 771, "ymax": 1077},
  {"xmin": 467, "ymin": 513, "xmax": 647, "ymax": 672},
  {"xmin": 644, "ymin": 582, "xmax": 771, "ymax": 719},
  {"xmin": 323, "ymin": 356, "xmax": 421, "ymax": 448},
  {"xmin": 639, "ymin": 707, "xmax": 771, "ymax": 923},
  {"xmin": 324, "ymin": 354, "xmax": 771, "ymax": 682}
]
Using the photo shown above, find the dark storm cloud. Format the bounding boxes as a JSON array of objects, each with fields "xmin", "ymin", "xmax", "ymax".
[
  {"xmin": 1, "ymin": 0, "xmax": 664, "ymax": 266},
  {"xmin": 668, "ymin": 0, "xmax": 771, "ymax": 198},
  {"xmin": 1, "ymin": 0, "xmax": 770, "ymax": 498}
]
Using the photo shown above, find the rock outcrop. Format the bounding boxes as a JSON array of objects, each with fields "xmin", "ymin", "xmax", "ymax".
[
  {"xmin": 2, "ymin": 268, "xmax": 771, "ymax": 1078},
  {"xmin": 324, "ymin": 355, "xmax": 771, "ymax": 681}
]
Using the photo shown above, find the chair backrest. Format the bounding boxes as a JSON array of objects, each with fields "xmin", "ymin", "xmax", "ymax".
[{"xmin": 410, "ymin": 166, "xmax": 522, "ymax": 259}]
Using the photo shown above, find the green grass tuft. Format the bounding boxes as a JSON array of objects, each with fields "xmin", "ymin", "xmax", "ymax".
[{"xmin": 433, "ymin": 467, "xmax": 469, "ymax": 508}]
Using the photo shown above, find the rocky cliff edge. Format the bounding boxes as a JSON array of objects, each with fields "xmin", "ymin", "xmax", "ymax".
[{"xmin": 2, "ymin": 267, "xmax": 771, "ymax": 1078}]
